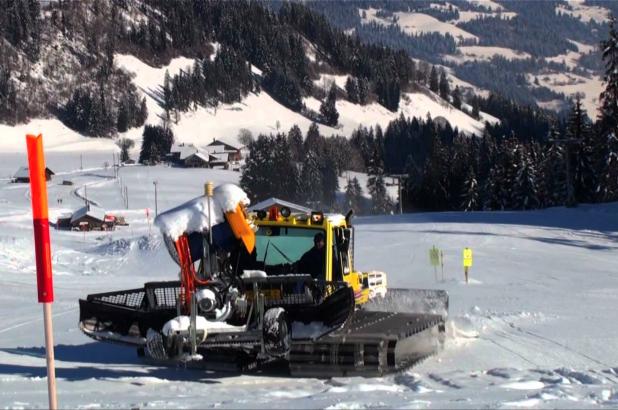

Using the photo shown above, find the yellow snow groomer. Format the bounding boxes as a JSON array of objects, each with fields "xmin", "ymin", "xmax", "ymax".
[{"xmin": 79, "ymin": 191, "xmax": 448, "ymax": 377}]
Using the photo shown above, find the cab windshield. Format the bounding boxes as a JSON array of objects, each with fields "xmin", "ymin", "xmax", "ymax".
[{"xmin": 254, "ymin": 226, "xmax": 324, "ymax": 273}]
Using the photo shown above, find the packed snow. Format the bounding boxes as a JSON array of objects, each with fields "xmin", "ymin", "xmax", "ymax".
[{"xmin": 1, "ymin": 156, "xmax": 618, "ymax": 408}]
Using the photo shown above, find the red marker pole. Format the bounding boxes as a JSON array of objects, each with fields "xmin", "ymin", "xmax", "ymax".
[{"xmin": 26, "ymin": 134, "xmax": 58, "ymax": 410}]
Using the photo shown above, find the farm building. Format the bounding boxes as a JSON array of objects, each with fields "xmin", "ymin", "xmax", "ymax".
[
  {"xmin": 206, "ymin": 139, "xmax": 243, "ymax": 162},
  {"xmin": 12, "ymin": 166, "xmax": 55, "ymax": 183},
  {"xmin": 62, "ymin": 204, "xmax": 116, "ymax": 231},
  {"xmin": 168, "ymin": 143, "xmax": 199, "ymax": 165},
  {"xmin": 183, "ymin": 152, "xmax": 211, "ymax": 168}
]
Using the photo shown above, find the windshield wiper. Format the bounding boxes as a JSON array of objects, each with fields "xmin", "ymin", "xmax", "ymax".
[
  {"xmin": 270, "ymin": 242, "xmax": 293, "ymax": 263},
  {"xmin": 262, "ymin": 240, "xmax": 270, "ymax": 265}
]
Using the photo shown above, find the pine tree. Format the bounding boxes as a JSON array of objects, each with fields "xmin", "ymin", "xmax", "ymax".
[
  {"xmin": 300, "ymin": 148, "xmax": 323, "ymax": 206},
  {"xmin": 345, "ymin": 176, "xmax": 364, "ymax": 214},
  {"xmin": 320, "ymin": 158, "xmax": 339, "ymax": 207},
  {"xmin": 345, "ymin": 76, "xmax": 359, "ymax": 104},
  {"xmin": 567, "ymin": 95, "xmax": 595, "ymax": 203},
  {"xmin": 438, "ymin": 69, "xmax": 450, "ymax": 100},
  {"xmin": 304, "ymin": 122, "xmax": 323, "ymax": 154},
  {"xmin": 419, "ymin": 131, "xmax": 449, "ymax": 210},
  {"xmin": 287, "ymin": 125, "xmax": 303, "ymax": 162},
  {"xmin": 540, "ymin": 140, "xmax": 567, "ymax": 207},
  {"xmin": 357, "ymin": 77, "xmax": 369, "ymax": 105},
  {"xmin": 596, "ymin": 17, "xmax": 618, "ymax": 200},
  {"xmin": 116, "ymin": 138, "xmax": 135, "ymax": 163},
  {"xmin": 481, "ymin": 167, "xmax": 501, "ymax": 210},
  {"xmin": 596, "ymin": 132, "xmax": 618, "ymax": 202},
  {"xmin": 116, "ymin": 100, "xmax": 129, "ymax": 133},
  {"xmin": 139, "ymin": 125, "xmax": 174, "ymax": 164},
  {"xmin": 162, "ymin": 70, "xmax": 173, "ymax": 123},
  {"xmin": 429, "ymin": 66, "xmax": 439, "ymax": 93},
  {"xmin": 461, "ymin": 166, "xmax": 479, "ymax": 211},
  {"xmin": 598, "ymin": 16, "xmax": 618, "ymax": 138},
  {"xmin": 452, "ymin": 86, "xmax": 462, "ymax": 109},
  {"xmin": 367, "ymin": 148, "xmax": 391, "ymax": 214},
  {"xmin": 138, "ymin": 97, "xmax": 148, "ymax": 126},
  {"xmin": 240, "ymin": 135, "xmax": 276, "ymax": 202},
  {"xmin": 513, "ymin": 145, "xmax": 539, "ymax": 210},
  {"xmin": 272, "ymin": 134, "xmax": 301, "ymax": 201},
  {"xmin": 320, "ymin": 84, "xmax": 339, "ymax": 126},
  {"xmin": 472, "ymin": 101, "xmax": 480, "ymax": 119}
]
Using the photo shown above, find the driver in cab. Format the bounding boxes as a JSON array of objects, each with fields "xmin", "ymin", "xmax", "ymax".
[{"xmin": 298, "ymin": 232, "xmax": 326, "ymax": 279}]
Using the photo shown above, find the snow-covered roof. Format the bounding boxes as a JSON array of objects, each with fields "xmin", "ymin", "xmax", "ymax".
[
  {"xmin": 70, "ymin": 205, "xmax": 106, "ymax": 224},
  {"xmin": 171, "ymin": 143, "xmax": 199, "ymax": 160},
  {"xmin": 208, "ymin": 139, "xmax": 240, "ymax": 150},
  {"xmin": 185, "ymin": 152, "xmax": 211, "ymax": 163},
  {"xmin": 13, "ymin": 166, "xmax": 54, "ymax": 179},
  {"xmin": 209, "ymin": 152, "xmax": 229, "ymax": 162},
  {"xmin": 249, "ymin": 198, "xmax": 311, "ymax": 214}
]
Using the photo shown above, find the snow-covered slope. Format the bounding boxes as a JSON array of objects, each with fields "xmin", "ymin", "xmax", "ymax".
[
  {"xmin": 556, "ymin": 1, "xmax": 611, "ymax": 24},
  {"xmin": 0, "ymin": 119, "xmax": 119, "ymax": 153},
  {"xmin": 345, "ymin": 1, "xmax": 612, "ymax": 118},
  {"xmin": 360, "ymin": 7, "xmax": 478, "ymax": 44},
  {"xmin": 0, "ymin": 47, "xmax": 488, "ymax": 154},
  {"xmin": 528, "ymin": 72, "xmax": 604, "ymax": 119},
  {"xmin": 444, "ymin": 46, "xmax": 531, "ymax": 64},
  {"xmin": 1, "ymin": 160, "xmax": 617, "ymax": 408},
  {"xmin": 115, "ymin": 53, "xmax": 487, "ymax": 149}
]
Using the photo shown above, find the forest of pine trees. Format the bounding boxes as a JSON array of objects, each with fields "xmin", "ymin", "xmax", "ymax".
[
  {"xmin": 241, "ymin": 16, "xmax": 618, "ymax": 214},
  {"xmin": 1, "ymin": 1, "xmax": 618, "ymax": 216}
]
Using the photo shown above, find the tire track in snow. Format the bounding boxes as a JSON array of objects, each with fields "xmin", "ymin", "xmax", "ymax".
[
  {"xmin": 483, "ymin": 316, "xmax": 618, "ymax": 383},
  {"xmin": 479, "ymin": 333, "xmax": 539, "ymax": 367},
  {"xmin": 72, "ymin": 175, "xmax": 116, "ymax": 208},
  {"xmin": 512, "ymin": 323, "xmax": 613, "ymax": 369},
  {"xmin": 0, "ymin": 307, "xmax": 76, "ymax": 335}
]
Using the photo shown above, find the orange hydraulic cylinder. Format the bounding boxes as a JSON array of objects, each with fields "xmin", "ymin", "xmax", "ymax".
[
  {"xmin": 26, "ymin": 134, "xmax": 54, "ymax": 303},
  {"xmin": 225, "ymin": 204, "xmax": 255, "ymax": 254}
]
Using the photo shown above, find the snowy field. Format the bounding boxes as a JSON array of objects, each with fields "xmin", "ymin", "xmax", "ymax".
[
  {"xmin": 1, "ymin": 157, "xmax": 618, "ymax": 408},
  {"xmin": 359, "ymin": 8, "xmax": 477, "ymax": 44}
]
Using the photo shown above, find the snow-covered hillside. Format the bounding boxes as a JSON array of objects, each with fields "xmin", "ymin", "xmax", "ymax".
[
  {"xmin": 1, "ymin": 159, "xmax": 618, "ymax": 408},
  {"xmin": 0, "ymin": 49, "xmax": 488, "ymax": 154},
  {"xmin": 115, "ymin": 52, "xmax": 488, "ymax": 147},
  {"xmin": 360, "ymin": 7, "xmax": 478, "ymax": 44},
  {"xmin": 336, "ymin": 0, "xmax": 613, "ymax": 118}
]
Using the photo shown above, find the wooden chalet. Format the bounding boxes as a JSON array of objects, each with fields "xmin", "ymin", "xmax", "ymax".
[{"xmin": 12, "ymin": 166, "xmax": 54, "ymax": 183}]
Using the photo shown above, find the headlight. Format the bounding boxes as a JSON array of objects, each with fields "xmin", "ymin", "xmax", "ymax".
[{"xmin": 196, "ymin": 288, "xmax": 218, "ymax": 313}]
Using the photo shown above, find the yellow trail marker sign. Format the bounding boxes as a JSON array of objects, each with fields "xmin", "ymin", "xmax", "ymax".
[
  {"xmin": 463, "ymin": 247, "xmax": 473, "ymax": 267},
  {"xmin": 429, "ymin": 246, "xmax": 440, "ymax": 267}
]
